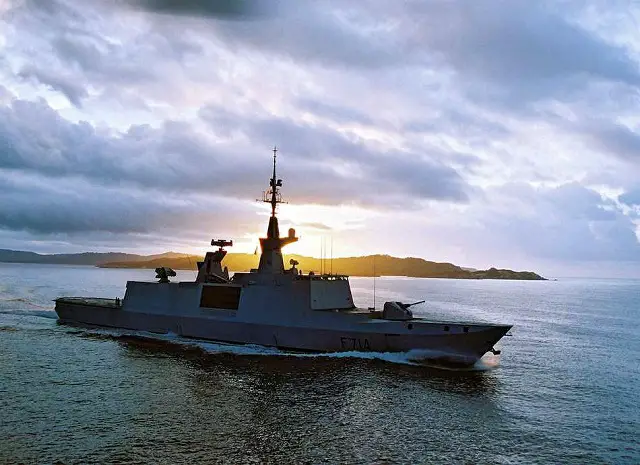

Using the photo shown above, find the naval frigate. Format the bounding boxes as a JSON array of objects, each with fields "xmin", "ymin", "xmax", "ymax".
[{"xmin": 55, "ymin": 148, "xmax": 512, "ymax": 366}]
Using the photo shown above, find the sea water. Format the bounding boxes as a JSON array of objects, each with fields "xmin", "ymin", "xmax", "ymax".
[{"xmin": 0, "ymin": 263, "xmax": 638, "ymax": 464}]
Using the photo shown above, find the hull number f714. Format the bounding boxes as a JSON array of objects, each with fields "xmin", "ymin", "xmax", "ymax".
[{"xmin": 340, "ymin": 336, "xmax": 371, "ymax": 351}]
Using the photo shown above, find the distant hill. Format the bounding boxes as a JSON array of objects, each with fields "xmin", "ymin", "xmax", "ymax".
[
  {"xmin": 98, "ymin": 252, "xmax": 546, "ymax": 281},
  {"xmin": 0, "ymin": 249, "xmax": 192, "ymax": 266},
  {"xmin": 0, "ymin": 248, "xmax": 545, "ymax": 280}
]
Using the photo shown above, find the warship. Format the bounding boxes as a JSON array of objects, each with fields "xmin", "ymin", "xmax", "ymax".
[{"xmin": 55, "ymin": 148, "xmax": 512, "ymax": 366}]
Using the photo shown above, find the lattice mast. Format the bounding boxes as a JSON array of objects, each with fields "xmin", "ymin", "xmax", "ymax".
[
  {"xmin": 257, "ymin": 147, "xmax": 298, "ymax": 273},
  {"xmin": 265, "ymin": 146, "xmax": 284, "ymax": 217}
]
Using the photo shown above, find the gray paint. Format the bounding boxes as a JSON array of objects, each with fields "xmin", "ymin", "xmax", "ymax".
[
  {"xmin": 54, "ymin": 152, "xmax": 512, "ymax": 366},
  {"xmin": 55, "ymin": 273, "xmax": 511, "ymax": 366}
]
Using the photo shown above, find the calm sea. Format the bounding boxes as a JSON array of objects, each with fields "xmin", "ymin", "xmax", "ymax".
[{"xmin": 0, "ymin": 263, "xmax": 638, "ymax": 464}]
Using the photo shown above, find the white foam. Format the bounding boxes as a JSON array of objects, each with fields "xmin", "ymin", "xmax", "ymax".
[
  {"xmin": 152, "ymin": 334, "xmax": 420, "ymax": 364},
  {"xmin": 73, "ymin": 327, "xmax": 499, "ymax": 370}
]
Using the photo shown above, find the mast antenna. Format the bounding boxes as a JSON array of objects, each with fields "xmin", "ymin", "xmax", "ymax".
[
  {"xmin": 259, "ymin": 146, "xmax": 285, "ymax": 216},
  {"xmin": 321, "ymin": 236, "xmax": 327, "ymax": 275},
  {"xmin": 373, "ymin": 254, "xmax": 376, "ymax": 310},
  {"xmin": 270, "ymin": 146, "xmax": 278, "ymax": 216},
  {"xmin": 368, "ymin": 254, "xmax": 377, "ymax": 311}
]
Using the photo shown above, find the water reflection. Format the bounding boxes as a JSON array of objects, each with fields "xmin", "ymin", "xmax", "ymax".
[
  {"xmin": 112, "ymin": 332, "xmax": 501, "ymax": 396},
  {"xmin": 66, "ymin": 331, "xmax": 507, "ymax": 462}
]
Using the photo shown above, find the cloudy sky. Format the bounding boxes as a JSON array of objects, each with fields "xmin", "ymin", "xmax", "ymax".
[{"xmin": 1, "ymin": 0, "xmax": 640, "ymax": 277}]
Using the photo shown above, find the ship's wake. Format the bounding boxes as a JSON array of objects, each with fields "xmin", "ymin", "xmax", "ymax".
[
  {"xmin": 75, "ymin": 327, "xmax": 499, "ymax": 371},
  {"xmin": 0, "ymin": 295, "xmax": 56, "ymax": 314},
  {"xmin": 0, "ymin": 308, "xmax": 57, "ymax": 319}
]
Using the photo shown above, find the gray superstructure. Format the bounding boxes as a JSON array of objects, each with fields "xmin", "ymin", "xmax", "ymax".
[{"xmin": 55, "ymin": 148, "xmax": 512, "ymax": 366}]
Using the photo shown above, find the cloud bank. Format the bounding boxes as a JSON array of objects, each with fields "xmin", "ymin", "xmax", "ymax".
[{"xmin": 1, "ymin": 0, "xmax": 640, "ymax": 275}]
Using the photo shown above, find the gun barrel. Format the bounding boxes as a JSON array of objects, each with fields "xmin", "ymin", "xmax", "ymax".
[{"xmin": 406, "ymin": 300, "xmax": 425, "ymax": 307}]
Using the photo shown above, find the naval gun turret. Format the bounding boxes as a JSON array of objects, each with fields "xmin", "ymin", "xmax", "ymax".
[{"xmin": 382, "ymin": 300, "xmax": 425, "ymax": 321}]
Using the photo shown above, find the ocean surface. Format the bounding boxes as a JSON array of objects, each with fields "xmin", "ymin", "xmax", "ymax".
[{"xmin": 0, "ymin": 263, "xmax": 638, "ymax": 464}]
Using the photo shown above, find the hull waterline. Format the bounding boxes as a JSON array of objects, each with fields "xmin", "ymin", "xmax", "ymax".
[{"xmin": 55, "ymin": 298, "xmax": 511, "ymax": 367}]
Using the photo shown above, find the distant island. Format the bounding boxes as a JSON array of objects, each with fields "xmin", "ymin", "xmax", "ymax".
[
  {"xmin": 0, "ymin": 249, "xmax": 546, "ymax": 280},
  {"xmin": 0, "ymin": 249, "xmax": 188, "ymax": 266}
]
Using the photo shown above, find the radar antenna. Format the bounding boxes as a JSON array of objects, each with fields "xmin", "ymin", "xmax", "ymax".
[{"xmin": 261, "ymin": 146, "xmax": 286, "ymax": 216}]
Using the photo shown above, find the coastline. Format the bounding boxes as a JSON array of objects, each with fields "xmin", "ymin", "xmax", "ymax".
[
  {"xmin": 97, "ymin": 254, "xmax": 547, "ymax": 281},
  {"xmin": 0, "ymin": 249, "xmax": 546, "ymax": 280}
]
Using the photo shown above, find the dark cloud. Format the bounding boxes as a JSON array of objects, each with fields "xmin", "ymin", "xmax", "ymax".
[
  {"xmin": 0, "ymin": 99, "xmax": 258, "ymax": 194},
  {"xmin": 10, "ymin": 0, "xmax": 640, "ymax": 105},
  {"xmin": 0, "ymin": 97, "xmax": 472, "ymax": 221},
  {"xmin": 403, "ymin": 0, "xmax": 640, "ymax": 103},
  {"xmin": 3, "ymin": 0, "xmax": 206, "ymax": 107},
  {"xmin": 402, "ymin": 108, "xmax": 512, "ymax": 153},
  {"xmin": 619, "ymin": 188, "xmax": 640, "ymax": 207},
  {"xmin": 477, "ymin": 182, "xmax": 640, "ymax": 262},
  {"xmin": 296, "ymin": 97, "xmax": 374, "ymax": 126},
  {"xmin": 121, "ymin": 0, "xmax": 277, "ymax": 20},
  {"xmin": 17, "ymin": 66, "xmax": 88, "ymax": 107},
  {"xmin": 545, "ymin": 182, "xmax": 616, "ymax": 221},
  {"xmin": 583, "ymin": 120, "xmax": 640, "ymax": 162},
  {"xmin": 0, "ymin": 86, "xmax": 13, "ymax": 101},
  {"xmin": 197, "ymin": 2, "xmax": 404, "ymax": 70},
  {"xmin": 367, "ymin": 151, "xmax": 471, "ymax": 202},
  {"xmin": 0, "ymin": 174, "xmax": 155, "ymax": 234},
  {"xmin": 50, "ymin": 35, "xmax": 156, "ymax": 85},
  {"xmin": 198, "ymin": 103, "xmax": 473, "ymax": 204},
  {"xmin": 0, "ymin": 169, "xmax": 256, "ymax": 239},
  {"xmin": 119, "ymin": 0, "xmax": 640, "ymax": 103},
  {"xmin": 17, "ymin": 0, "xmax": 398, "ymax": 71},
  {"xmin": 10, "ymin": 0, "xmax": 638, "ymax": 125},
  {"xmin": 22, "ymin": 0, "xmax": 81, "ymax": 19}
]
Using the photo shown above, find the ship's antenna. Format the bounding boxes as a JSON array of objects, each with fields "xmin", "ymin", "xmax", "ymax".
[
  {"xmin": 323, "ymin": 236, "xmax": 327, "ymax": 273},
  {"xmin": 330, "ymin": 236, "xmax": 333, "ymax": 275},
  {"xmin": 259, "ymin": 146, "xmax": 286, "ymax": 216},
  {"xmin": 322, "ymin": 236, "xmax": 326, "ymax": 275},
  {"xmin": 270, "ymin": 146, "xmax": 278, "ymax": 217},
  {"xmin": 373, "ymin": 254, "xmax": 376, "ymax": 310}
]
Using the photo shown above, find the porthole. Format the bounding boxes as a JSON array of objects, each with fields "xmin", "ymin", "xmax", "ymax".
[
  {"xmin": 408, "ymin": 323, "xmax": 413, "ymax": 330},
  {"xmin": 463, "ymin": 326, "xmax": 469, "ymax": 333},
  {"xmin": 444, "ymin": 325, "xmax": 450, "ymax": 331}
]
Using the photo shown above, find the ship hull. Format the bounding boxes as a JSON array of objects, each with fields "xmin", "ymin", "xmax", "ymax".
[{"xmin": 55, "ymin": 298, "xmax": 511, "ymax": 367}]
